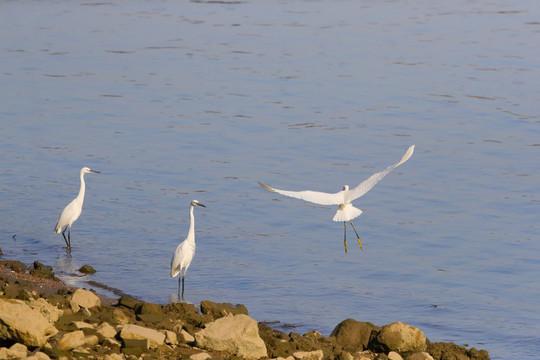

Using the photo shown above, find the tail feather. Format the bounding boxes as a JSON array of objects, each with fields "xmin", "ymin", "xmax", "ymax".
[{"xmin": 333, "ymin": 204, "xmax": 363, "ymax": 222}]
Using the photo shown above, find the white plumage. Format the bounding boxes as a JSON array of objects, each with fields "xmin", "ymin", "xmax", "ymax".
[
  {"xmin": 259, "ymin": 145, "xmax": 415, "ymax": 252},
  {"xmin": 54, "ymin": 167, "xmax": 100, "ymax": 250},
  {"xmin": 170, "ymin": 199, "xmax": 205, "ymax": 299}
]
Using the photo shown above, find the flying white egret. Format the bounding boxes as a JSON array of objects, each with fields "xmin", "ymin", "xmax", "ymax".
[
  {"xmin": 54, "ymin": 167, "xmax": 101, "ymax": 250},
  {"xmin": 171, "ymin": 200, "xmax": 206, "ymax": 299},
  {"xmin": 258, "ymin": 145, "xmax": 415, "ymax": 253}
]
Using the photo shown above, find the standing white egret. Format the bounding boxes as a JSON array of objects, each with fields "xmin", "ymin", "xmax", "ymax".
[
  {"xmin": 54, "ymin": 167, "xmax": 101, "ymax": 250},
  {"xmin": 171, "ymin": 200, "xmax": 206, "ymax": 299},
  {"xmin": 258, "ymin": 145, "xmax": 415, "ymax": 253}
]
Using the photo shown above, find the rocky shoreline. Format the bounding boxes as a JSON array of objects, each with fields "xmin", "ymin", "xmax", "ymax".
[{"xmin": 0, "ymin": 257, "xmax": 490, "ymax": 360}]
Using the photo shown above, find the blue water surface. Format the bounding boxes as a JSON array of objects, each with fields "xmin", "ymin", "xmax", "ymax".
[{"xmin": 1, "ymin": 1, "xmax": 539, "ymax": 359}]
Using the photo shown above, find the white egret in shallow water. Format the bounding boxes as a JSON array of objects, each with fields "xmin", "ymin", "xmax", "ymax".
[
  {"xmin": 54, "ymin": 167, "xmax": 101, "ymax": 250},
  {"xmin": 171, "ymin": 200, "xmax": 206, "ymax": 299},
  {"xmin": 259, "ymin": 145, "xmax": 415, "ymax": 253}
]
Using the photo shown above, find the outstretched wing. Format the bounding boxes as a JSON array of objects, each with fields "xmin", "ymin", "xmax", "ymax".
[
  {"xmin": 345, "ymin": 145, "xmax": 415, "ymax": 202},
  {"xmin": 258, "ymin": 181, "xmax": 344, "ymax": 205}
]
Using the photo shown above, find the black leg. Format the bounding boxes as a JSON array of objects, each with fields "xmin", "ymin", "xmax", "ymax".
[
  {"xmin": 61, "ymin": 228, "xmax": 70, "ymax": 249},
  {"xmin": 343, "ymin": 222, "xmax": 348, "ymax": 253},
  {"xmin": 350, "ymin": 221, "xmax": 363, "ymax": 251},
  {"xmin": 178, "ymin": 274, "xmax": 182, "ymax": 300},
  {"xmin": 181, "ymin": 276, "xmax": 185, "ymax": 299},
  {"xmin": 67, "ymin": 228, "xmax": 72, "ymax": 250}
]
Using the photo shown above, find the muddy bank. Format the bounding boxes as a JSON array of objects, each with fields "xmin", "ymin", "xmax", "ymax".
[{"xmin": 0, "ymin": 258, "xmax": 490, "ymax": 360}]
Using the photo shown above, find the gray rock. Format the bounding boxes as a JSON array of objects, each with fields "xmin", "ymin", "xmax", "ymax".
[
  {"xmin": 96, "ymin": 322, "xmax": 117, "ymax": 338},
  {"xmin": 376, "ymin": 322, "xmax": 427, "ymax": 353},
  {"xmin": 120, "ymin": 323, "xmax": 166, "ymax": 349},
  {"xmin": 190, "ymin": 353, "xmax": 212, "ymax": 360},
  {"xmin": 73, "ymin": 321, "xmax": 94, "ymax": 330},
  {"xmin": 195, "ymin": 314, "xmax": 268, "ymax": 359},
  {"xmin": 405, "ymin": 352, "xmax": 434, "ymax": 360},
  {"xmin": 70, "ymin": 288, "xmax": 101, "ymax": 312},
  {"xmin": 161, "ymin": 330, "xmax": 178, "ymax": 345},
  {"xmin": 3, "ymin": 343, "xmax": 28, "ymax": 359},
  {"xmin": 57, "ymin": 330, "xmax": 86, "ymax": 351},
  {"xmin": 388, "ymin": 351, "xmax": 404, "ymax": 360},
  {"xmin": 27, "ymin": 298, "xmax": 63, "ymax": 323},
  {"xmin": 293, "ymin": 350, "xmax": 324, "ymax": 360},
  {"xmin": 180, "ymin": 329, "xmax": 195, "ymax": 343},
  {"xmin": 102, "ymin": 337, "xmax": 122, "ymax": 350},
  {"xmin": 0, "ymin": 299, "xmax": 58, "ymax": 347},
  {"xmin": 101, "ymin": 354, "xmax": 124, "ymax": 360},
  {"xmin": 26, "ymin": 351, "xmax": 51, "ymax": 360}
]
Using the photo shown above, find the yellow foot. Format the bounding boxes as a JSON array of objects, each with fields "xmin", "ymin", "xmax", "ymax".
[
  {"xmin": 357, "ymin": 238, "xmax": 363, "ymax": 251},
  {"xmin": 344, "ymin": 241, "xmax": 348, "ymax": 253}
]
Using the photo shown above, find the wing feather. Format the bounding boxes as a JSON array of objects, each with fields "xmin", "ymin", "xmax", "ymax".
[
  {"xmin": 258, "ymin": 181, "xmax": 343, "ymax": 205},
  {"xmin": 346, "ymin": 145, "xmax": 415, "ymax": 202}
]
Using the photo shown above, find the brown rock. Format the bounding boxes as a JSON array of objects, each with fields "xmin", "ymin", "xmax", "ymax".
[
  {"xmin": 0, "ymin": 260, "xmax": 27, "ymax": 273},
  {"xmin": 29, "ymin": 261, "xmax": 56, "ymax": 280},
  {"xmin": 427, "ymin": 342, "xmax": 490, "ymax": 360},
  {"xmin": 103, "ymin": 337, "xmax": 122, "ymax": 350},
  {"xmin": 257, "ymin": 323, "xmax": 296, "ymax": 358},
  {"xmin": 163, "ymin": 302, "xmax": 209, "ymax": 329},
  {"xmin": 117, "ymin": 295, "xmax": 143, "ymax": 310},
  {"xmin": 330, "ymin": 318, "xmax": 376, "ymax": 352},
  {"xmin": 79, "ymin": 265, "xmax": 96, "ymax": 274},
  {"xmin": 112, "ymin": 307, "xmax": 132, "ymax": 325},
  {"xmin": 123, "ymin": 338, "xmax": 150, "ymax": 351},
  {"xmin": 200, "ymin": 300, "xmax": 248, "ymax": 319},
  {"xmin": 137, "ymin": 301, "xmax": 163, "ymax": 315}
]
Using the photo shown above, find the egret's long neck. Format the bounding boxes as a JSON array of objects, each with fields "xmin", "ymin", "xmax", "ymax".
[
  {"xmin": 76, "ymin": 171, "xmax": 86, "ymax": 204},
  {"xmin": 187, "ymin": 205, "xmax": 196, "ymax": 243}
]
